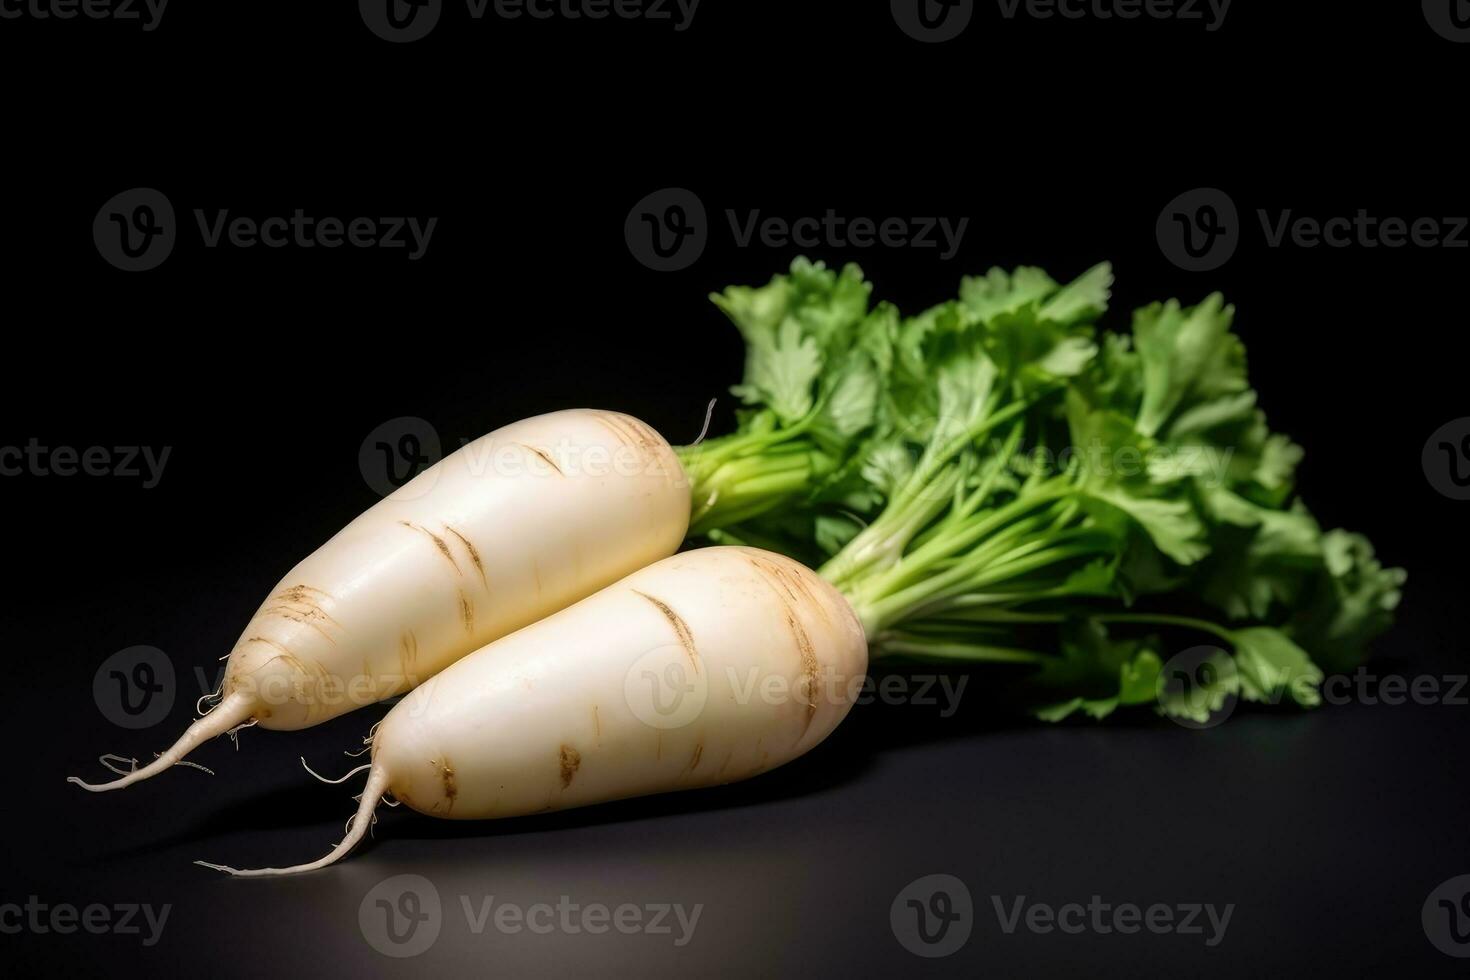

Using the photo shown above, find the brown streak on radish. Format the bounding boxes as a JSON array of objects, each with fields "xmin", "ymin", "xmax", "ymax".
[
  {"xmin": 785, "ymin": 610, "xmax": 819, "ymax": 731},
  {"xmin": 745, "ymin": 555, "xmax": 819, "ymax": 731},
  {"xmin": 517, "ymin": 443, "xmax": 564, "ymax": 476},
  {"xmin": 772, "ymin": 561, "xmax": 828, "ymax": 625},
  {"xmin": 632, "ymin": 590, "xmax": 699, "ymax": 673},
  {"xmin": 592, "ymin": 412, "xmax": 652, "ymax": 461},
  {"xmin": 748, "ymin": 554, "xmax": 829, "ymax": 626},
  {"xmin": 426, "ymin": 757, "xmax": 457, "ymax": 812},
  {"xmin": 687, "ymin": 742, "xmax": 703, "ymax": 772},
  {"xmin": 441, "ymin": 766, "xmax": 456, "ymax": 807},
  {"xmin": 400, "ymin": 631, "xmax": 418, "ymax": 674},
  {"xmin": 257, "ymin": 607, "xmax": 339, "ymax": 645},
  {"xmin": 590, "ymin": 413, "xmax": 634, "ymax": 446},
  {"xmin": 592, "ymin": 706, "xmax": 601, "ymax": 741},
  {"xmin": 281, "ymin": 584, "xmax": 333, "ymax": 600},
  {"xmin": 617, "ymin": 414, "xmax": 661, "ymax": 452},
  {"xmin": 458, "ymin": 591, "xmax": 474, "ymax": 634},
  {"xmin": 445, "ymin": 526, "xmax": 489, "ymax": 590},
  {"xmin": 244, "ymin": 636, "xmax": 294, "ymax": 658},
  {"xmin": 559, "ymin": 745, "xmax": 581, "ymax": 788},
  {"xmin": 400, "ymin": 521, "xmax": 461, "ymax": 575},
  {"xmin": 596, "ymin": 411, "xmax": 639, "ymax": 443},
  {"xmin": 749, "ymin": 555, "xmax": 800, "ymax": 605},
  {"xmin": 270, "ymin": 586, "xmax": 345, "ymax": 628}
]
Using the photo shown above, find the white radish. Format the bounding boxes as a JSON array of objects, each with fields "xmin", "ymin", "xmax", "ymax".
[
  {"xmin": 199, "ymin": 546, "xmax": 868, "ymax": 875},
  {"xmin": 71, "ymin": 409, "xmax": 690, "ymax": 792}
]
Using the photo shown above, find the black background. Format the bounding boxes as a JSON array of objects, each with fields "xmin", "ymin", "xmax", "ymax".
[{"xmin": 2, "ymin": 1, "xmax": 1467, "ymax": 976}]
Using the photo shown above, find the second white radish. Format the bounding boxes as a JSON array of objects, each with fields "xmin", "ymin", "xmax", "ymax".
[{"xmin": 202, "ymin": 546, "xmax": 869, "ymax": 874}]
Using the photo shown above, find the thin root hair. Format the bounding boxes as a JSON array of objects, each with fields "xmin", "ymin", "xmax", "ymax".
[
  {"xmin": 690, "ymin": 398, "xmax": 718, "ymax": 446},
  {"xmin": 227, "ymin": 718, "xmax": 259, "ymax": 749},
  {"xmin": 194, "ymin": 766, "xmax": 391, "ymax": 876},
  {"xmin": 301, "ymin": 758, "xmax": 374, "ymax": 786}
]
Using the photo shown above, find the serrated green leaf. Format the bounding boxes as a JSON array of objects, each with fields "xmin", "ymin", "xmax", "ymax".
[
  {"xmin": 1230, "ymin": 626, "xmax": 1323, "ymax": 707},
  {"xmin": 1133, "ymin": 293, "xmax": 1247, "ymax": 439},
  {"xmin": 1087, "ymin": 490, "xmax": 1209, "ymax": 566}
]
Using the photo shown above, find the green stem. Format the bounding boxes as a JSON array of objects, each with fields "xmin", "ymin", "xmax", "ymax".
[
  {"xmin": 819, "ymin": 464, "xmax": 963, "ymax": 588},
  {"xmin": 874, "ymin": 638, "xmax": 1048, "ymax": 664},
  {"xmin": 888, "ymin": 398, "xmax": 1031, "ymax": 516},
  {"xmin": 675, "ymin": 412, "xmax": 810, "ymax": 474},
  {"xmin": 1091, "ymin": 613, "xmax": 1235, "ymax": 643},
  {"xmin": 877, "ymin": 489, "xmax": 1071, "ymax": 598},
  {"xmin": 921, "ymin": 608, "xmax": 1237, "ymax": 645},
  {"xmin": 821, "ymin": 401, "xmax": 1035, "ymax": 587},
  {"xmin": 839, "ymin": 483, "xmax": 1079, "ymax": 630},
  {"xmin": 680, "ymin": 431, "xmax": 826, "ymax": 536},
  {"xmin": 850, "ymin": 537, "xmax": 1109, "ymax": 636}
]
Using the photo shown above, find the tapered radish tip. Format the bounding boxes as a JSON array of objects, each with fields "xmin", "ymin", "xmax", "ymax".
[{"xmin": 194, "ymin": 860, "xmax": 243, "ymax": 876}]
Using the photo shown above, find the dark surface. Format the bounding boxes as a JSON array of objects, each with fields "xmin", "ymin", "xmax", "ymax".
[{"xmin": 2, "ymin": 3, "xmax": 1469, "ymax": 976}]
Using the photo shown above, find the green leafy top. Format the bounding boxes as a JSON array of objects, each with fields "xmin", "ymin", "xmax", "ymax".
[
  {"xmin": 680, "ymin": 258, "xmax": 1404, "ymax": 721},
  {"xmin": 716, "ymin": 258, "xmax": 876, "ymax": 429}
]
